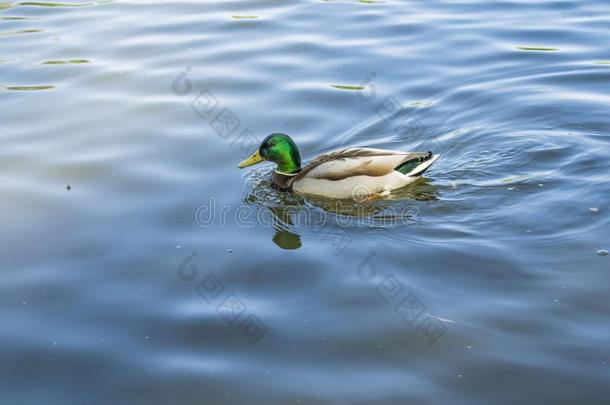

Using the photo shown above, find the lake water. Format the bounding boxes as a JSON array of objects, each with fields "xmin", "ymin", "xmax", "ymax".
[{"xmin": 1, "ymin": 0, "xmax": 609, "ymax": 403}]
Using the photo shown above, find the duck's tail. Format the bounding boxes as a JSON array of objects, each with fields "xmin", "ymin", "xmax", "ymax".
[{"xmin": 394, "ymin": 152, "xmax": 440, "ymax": 176}]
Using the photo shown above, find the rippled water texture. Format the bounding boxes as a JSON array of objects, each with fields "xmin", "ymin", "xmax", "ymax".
[{"xmin": 1, "ymin": 0, "xmax": 610, "ymax": 403}]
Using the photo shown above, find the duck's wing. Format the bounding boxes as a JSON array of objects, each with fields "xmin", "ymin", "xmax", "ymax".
[{"xmin": 292, "ymin": 148, "xmax": 433, "ymax": 182}]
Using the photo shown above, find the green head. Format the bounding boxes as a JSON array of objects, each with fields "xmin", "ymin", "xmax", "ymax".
[{"xmin": 238, "ymin": 133, "xmax": 302, "ymax": 174}]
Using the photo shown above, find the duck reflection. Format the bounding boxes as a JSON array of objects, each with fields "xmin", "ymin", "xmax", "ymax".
[
  {"xmin": 243, "ymin": 173, "xmax": 437, "ymax": 250},
  {"xmin": 243, "ymin": 176, "xmax": 306, "ymax": 250},
  {"xmin": 269, "ymin": 207, "xmax": 302, "ymax": 250}
]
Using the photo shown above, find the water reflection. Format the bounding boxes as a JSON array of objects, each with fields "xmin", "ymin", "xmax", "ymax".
[
  {"xmin": 269, "ymin": 207, "xmax": 302, "ymax": 250},
  {"xmin": 243, "ymin": 170, "xmax": 438, "ymax": 249}
]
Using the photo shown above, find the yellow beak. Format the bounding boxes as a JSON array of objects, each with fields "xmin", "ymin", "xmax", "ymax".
[{"xmin": 238, "ymin": 150, "xmax": 264, "ymax": 168}]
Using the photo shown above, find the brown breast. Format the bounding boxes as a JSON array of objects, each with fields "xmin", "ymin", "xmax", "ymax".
[{"xmin": 272, "ymin": 171, "xmax": 294, "ymax": 191}]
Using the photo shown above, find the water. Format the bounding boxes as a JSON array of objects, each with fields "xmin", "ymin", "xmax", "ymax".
[{"xmin": 1, "ymin": 0, "xmax": 609, "ymax": 403}]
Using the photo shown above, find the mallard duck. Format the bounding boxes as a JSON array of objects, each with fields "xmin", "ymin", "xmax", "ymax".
[{"xmin": 238, "ymin": 133, "xmax": 439, "ymax": 199}]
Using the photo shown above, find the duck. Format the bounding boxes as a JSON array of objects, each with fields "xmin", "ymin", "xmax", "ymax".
[{"xmin": 238, "ymin": 133, "xmax": 439, "ymax": 200}]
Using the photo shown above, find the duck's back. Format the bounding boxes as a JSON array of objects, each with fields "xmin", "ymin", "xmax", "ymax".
[{"xmin": 289, "ymin": 148, "xmax": 438, "ymax": 199}]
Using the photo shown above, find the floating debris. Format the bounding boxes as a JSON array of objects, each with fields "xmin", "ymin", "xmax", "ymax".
[
  {"xmin": 331, "ymin": 84, "xmax": 365, "ymax": 91},
  {"xmin": 66, "ymin": 185, "xmax": 72, "ymax": 191},
  {"xmin": 43, "ymin": 59, "xmax": 90, "ymax": 65},
  {"xmin": 516, "ymin": 46, "xmax": 558, "ymax": 52},
  {"xmin": 231, "ymin": 15, "xmax": 259, "ymax": 19},
  {"xmin": 0, "ymin": 28, "xmax": 43, "ymax": 37},
  {"xmin": 597, "ymin": 250, "xmax": 608, "ymax": 256},
  {"xmin": 2, "ymin": 85, "xmax": 55, "ymax": 91},
  {"xmin": 1, "ymin": 16, "xmax": 35, "ymax": 20},
  {"xmin": 595, "ymin": 60, "xmax": 610, "ymax": 65},
  {"xmin": 227, "ymin": 248, "xmax": 232, "ymax": 253},
  {"xmin": 17, "ymin": 2, "xmax": 95, "ymax": 7},
  {"xmin": 589, "ymin": 207, "xmax": 599, "ymax": 213}
]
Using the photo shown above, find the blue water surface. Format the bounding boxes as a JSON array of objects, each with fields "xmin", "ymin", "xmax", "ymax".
[{"xmin": 1, "ymin": 0, "xmax": 609, "ymax": 403}]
